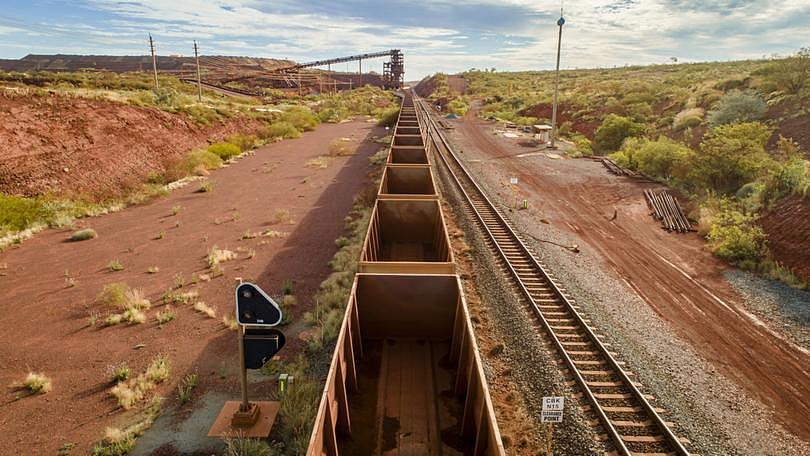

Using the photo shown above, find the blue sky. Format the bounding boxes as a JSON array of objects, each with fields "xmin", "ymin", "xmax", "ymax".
[{"xmin": 0, "ymin": 0, "xmax": 808, "ymax": 79}]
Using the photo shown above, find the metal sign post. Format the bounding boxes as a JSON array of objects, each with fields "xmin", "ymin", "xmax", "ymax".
[
  {"xmin": 208, "ymin": 282, "xmax": 285, "ymax": 438},
  {"xmin": 541, "ymin": 396, "xmax": 564, "ymax": 455}
]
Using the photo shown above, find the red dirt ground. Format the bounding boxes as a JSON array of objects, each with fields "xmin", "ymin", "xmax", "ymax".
[
  {"xmin": 0, "ymin": 119, "xmax": 384, "ymax": 454},
  {"xmin": 449, "ymin": 109, "xmax": 810, "ymax": 441},
  {"xmin": 0, "ymin": 91, "xmax": 263, "ymax": 199},
  {"xmin": 760, "ymin": 195, "xmax": 810, "ymax": 283}
]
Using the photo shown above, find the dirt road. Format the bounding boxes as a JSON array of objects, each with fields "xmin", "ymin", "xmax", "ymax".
[
  {"xmin": 448, "ymin": 111, "xmax": 810, "ymax": 442},
  {"xmin": 0, "ymin": 119, "xmax": 383, "ymax": 454}
]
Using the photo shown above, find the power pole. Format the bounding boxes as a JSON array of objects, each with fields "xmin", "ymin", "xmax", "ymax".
[
  {"xmin": 359, "ymin": 58, "xmax": 362, "ymax": 87},
  {"xmin": 193, "ymin": 40, "xmax": 202, "ymax": 102},
  {"xmin": 550, "ymin": 10, "xmax": 565, "ymax": 149},
  {"xmin": 149, "ymin": 34, "xmax": 159, "ymax": 90}
]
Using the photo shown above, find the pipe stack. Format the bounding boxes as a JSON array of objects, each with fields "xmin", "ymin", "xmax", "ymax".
[{"xmin": 644, "ymin": 189, "xmax": 692, "ymax": 232}]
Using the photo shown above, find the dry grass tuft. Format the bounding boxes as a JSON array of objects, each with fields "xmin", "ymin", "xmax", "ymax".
[
  {"xmin": 21, "ymin": 372, "xmax": 52, "ymax": 394},
  {"xmin": 328, "ymin": 137, "xmax": 357, "ymax": 156},
  {"xmin": 110, "ymin": 355, "xmax": 170, "ymax": 410},
  {"xmin": 222, "ymin": 315, "xmax": 239, "ymax": 331},
  {"xmin": 271, "ymin": 209, "xmax": 292, "ymax": 225},
  {"xmin": 305, "ymin": 156, "xmax": 333, "ymax": 169},
  {"xmin": 262, "ymin": 229, "xmax": 288, "ymax": 238},
  {"xmin": 207, "ymin": 246, "xmax": 237, "ymax": 269},
  {"xmin": 193, "ymin": 301, "xmax": 217, "ymax": 319}
]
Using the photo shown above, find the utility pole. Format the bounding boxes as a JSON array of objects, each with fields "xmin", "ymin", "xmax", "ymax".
[
  {"xmin": 550, "ymin": 10, "xmax": 565, "ymax": 149},
  {"xmin": 359, "ymin": 58, "xmax": 362, "ymax": 87},
  {"xmin": 149, "ymin": 34, "xmax": 159, "ymax": 90},
  {"xmin": 193, "ymin": 40, "xmax": 202, "ymax": 102}
]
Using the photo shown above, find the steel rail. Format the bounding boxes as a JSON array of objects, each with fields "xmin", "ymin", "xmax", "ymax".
[{"xmin": 414, "ymin": 96, "xmax": 689, "ymax": 456}]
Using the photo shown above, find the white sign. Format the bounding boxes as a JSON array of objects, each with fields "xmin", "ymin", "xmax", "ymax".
[
  {"xmin": 541, "ymin": 410, "xmax": 563, "ymax": 423},
  {"xmin": 510, "ymin": 177, "xmax": 518, "ymax": 185},
  {"xmin": 542, "ymin": 396, "xmax": 564, "ymax": 411}
]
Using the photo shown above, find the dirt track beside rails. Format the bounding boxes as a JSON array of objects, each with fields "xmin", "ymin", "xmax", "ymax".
[
  {"xmin": 446, "ymin": 110, "xmax": 810, "ymax": 444},
  {"xmin": 0, "ymin": 119, "xmax": 383, "ymax": 454}
]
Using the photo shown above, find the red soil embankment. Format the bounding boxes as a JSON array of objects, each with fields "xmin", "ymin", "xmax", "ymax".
[
  {"xmin": 0, "ymin": 91, "xmax": 262, "ymax": 199},
  {"xmin": 760, "ymin": 195, "xmax": 810, "ymax": 283}
]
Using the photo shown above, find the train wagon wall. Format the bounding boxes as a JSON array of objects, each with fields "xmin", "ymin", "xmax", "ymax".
[
  {"xmin": 359, "ymin": 199, "xmax": 453, "ymax": 274},
  {"xmin": 306, "ymin": 274, "xmax": 504, "ymax": 456}
]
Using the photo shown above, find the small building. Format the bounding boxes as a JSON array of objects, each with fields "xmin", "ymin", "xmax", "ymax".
[{"xmin": 532, "ymin": 124, "xmax": 553, "ymax": 143}]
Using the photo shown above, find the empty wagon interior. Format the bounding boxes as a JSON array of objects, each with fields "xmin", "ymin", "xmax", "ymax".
[
  {"xmin": 315, "ymin": 274, "xmax": 501, "ymax": 455},
  {"xmin": 388, "ymin": 146, "xmax": 428, "ymax": 164},
  {"xmin": 379, "ymin": 165, "xmax": 436, "ymax": 197},
  {"xmin": 361, "ymin": 199, "xmax": 450, "ymax": 264}
]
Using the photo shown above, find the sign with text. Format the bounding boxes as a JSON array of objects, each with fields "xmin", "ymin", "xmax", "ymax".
[
  {"xmin": 541, "ymin": 396, "xmax": 564, "ymax": 422},
  {"xmin": 510, "ymin": 177, "xmax": 519, "ymax": 185},
  {"xmin": 542, "ymin": 396, "xmax": 564, "ymax": 411}
]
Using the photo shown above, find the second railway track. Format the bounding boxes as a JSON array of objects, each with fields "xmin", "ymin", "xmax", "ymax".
[{"xmin": 415, "ymin": 95, "xmax": 692, "ymax": 456}]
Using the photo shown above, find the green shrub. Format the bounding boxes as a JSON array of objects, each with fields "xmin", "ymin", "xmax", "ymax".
[
  {"xmin": 672, "ymin": 108, "xmax": 704, "ymax": 131},
  {"xmin": 207, "ymin": 142, "xmax": 241, "ymax": 160},
  {"xmin": 262, "ymin": 121, "xmax": 301, "ymax": 140},
  {"xmin": 227, "ymin": 133, "xmax": 258, "ymax": 151},
  {"xmin": 706, "ymin": 204, "xmax": 767, "ymax": 265},
  {"xmin": 690, "ymin": 122, "xmax": 775, "ymax": 194},
  {"xmin": 184, "ymin": 149, "xmax": 222, "ymax": 173},
  {"xmin": 152, "ymin": 88, "xmax": 178, "ymax": 107},
  {"xmin": 69, "ymin": 228, "xmax": 98, "ymax": 242},
  {"xmin": 707, "ymin": 90, "xmax": 767, "ymax": 126},
  {"xmin": 615, "ymin": 136, "xmax": 692, "ymax": 180},
  {"xmin": 281, "ymin": 106, "xmax": 318, "ymax": 132},
  {"xmin": 0, "ymin": 194, "xmax": 52, "ymax": 233},
  {"xmin": 569, "ymin": 133, "xmax": 592, "ymax": 156},
  {"xmin": 377, "ymin": 106, "xmax": 400, "ymax": 127},
  {"xmin": 592, "ymin": 114, "xmax": 645, "ymax": 154}
]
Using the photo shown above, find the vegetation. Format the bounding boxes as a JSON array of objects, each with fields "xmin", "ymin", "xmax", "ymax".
[
  {"xmin": 207, "ymin": 246, "xmax": 237, "ymax": 269},
  {"xmin": 110, "ymin": 355, "xmax": 170, "ymax": 410},
  {"xmin": 20, "ymin": 372, "xmax": 52, "ymax": 394},
  {"xmin": 108, "ymin": 260, "xmax": 124, "ymax": 272},
  {"xmin": 208, "ymin": 142, "xmax": 242, "ymax": 161},
  {"xmin": 69, "ymin": 228, "xmax": 98, "ymax": 242},
  {"xmin": 444, "ymin": 50, "xmax": 810, "ymax": 286},
  {"xmin": 110, "ymin": 364, "xmax": 131, "ymax": 383},
  {"xmin": 177, "ymin": 372, "xmax": 199, "ymax": 404},
  {"xmin": 707, "ymin": 90, "xmax": 767, "ymax": 126},
  {"xmin": 91, "ymin": 396, "xmax": 162, "ymax": 456},
  {"xmin": 156, "ymin": 307, "xmax": 176, "ymax": 325},
  {"xmin": 593, "ymin": 114, "xmax": 645, "ymax": 154},
  {"xmin": 100, "ymin": 283, "xmax": 151, "ymax": 325},
  {"xmin": 223, "ymin": 437, "xmax": 282, "ymax": 456}
]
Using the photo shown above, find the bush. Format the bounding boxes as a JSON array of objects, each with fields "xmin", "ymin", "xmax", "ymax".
[
  {"xmin": 22, "ymin": 373, "xmax": 52, "ymax": 394},
  {"xmin": 377, "ymin": 106, "xmax": 400, "ymax": 127},
  {"xmin": 592, "ymin": 114, "xmax": 645, "ymax": 154},
  {"xmin": 0, "ymin": 194, "xmax": 52, "ymax": 233},
  {"xmin": 690, "ymin": 122, "xmax": 775, "ymax": 194},
  {"xmin": 706, "ymin": 204, "xmax": 767, "ymax": 265},
  {"xmin": 614, "ymin": 136, "xmax": 692, "ymax": 180},
  {"xmin": 281, "ymin": 106, "xmax": 318, "ymax": 132},
  {"xmin": 185, "ymin": 149, "xmax": 222, "ymax": 172},
  {"xmin": 765, "ymin": 48, "xmax": 810, "ymax": 95},
  {"xmin": 707, "ymin": 90, "xmax": 767, "ymax": 126},
  {"xmin": 69, "ymin": 228, "xmax": 97, "ymax": 242},
  {"xmin": 672, "ymin": 107, "xmax": 704, "ymax": 131},
  {"xmin": 227, "ymin": 133, "xmax": 257, "ymax": 151},
  {"xmin": 261, "ymin": 121, "xmax": 301, "ymax": 140},
  {"xmin": 207, "ymin": 142, "xmax": 241, "ymax": 160}
]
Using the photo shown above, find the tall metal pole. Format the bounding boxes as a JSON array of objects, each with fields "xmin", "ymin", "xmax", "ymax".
[
  {"xmin": 238, "ymin": 325, "xmax": 250, "ymax": 410},
  {"xmin": 550, "ymin": 12, "xmax": 565, "ymax": 148},
  {"xmin": 359, "ymin": 58, "xmax": 362, "ymax": 87},
  {"xmin": 193, "ymin": 40, "xmax": 202, "ymax": 102},
  {"xmin": 149, "ymin": 34, "xmax": 159, "ymax": 90}
]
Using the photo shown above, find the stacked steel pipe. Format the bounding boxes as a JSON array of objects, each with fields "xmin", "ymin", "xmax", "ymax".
[{"xmin": 644, "ymin": 189, "xmax": 692, "ymax": 232}]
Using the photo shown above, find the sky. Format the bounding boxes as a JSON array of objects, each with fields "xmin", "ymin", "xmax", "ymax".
[{"xmin": 0, "ymin": 0, "xmax": 808, "ymax": 80}]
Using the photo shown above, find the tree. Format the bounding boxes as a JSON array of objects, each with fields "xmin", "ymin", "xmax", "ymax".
[
  {"xmin": 707, "ymin": 90, "xmax": 767, "ymax": 126},
  {"xmin": 690, "ymin": 122, "xmax": 776, "ymax": 195},
  {"xmin": 592, "ymin": 114, "xmax": 644, "ymax": 154}
]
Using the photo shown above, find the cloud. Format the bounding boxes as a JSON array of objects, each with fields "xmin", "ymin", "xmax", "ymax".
[{"xmin": 1, "ymin": 0, "xmax": 808, "ymax": 78}]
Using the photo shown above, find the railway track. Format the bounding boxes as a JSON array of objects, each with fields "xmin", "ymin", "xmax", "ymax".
[{"xmin": 414, "ymin": 96, "xmax": 691, "ymax": 456}]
